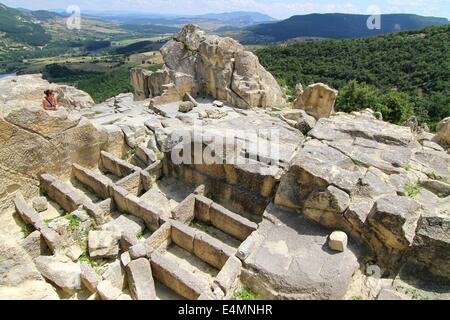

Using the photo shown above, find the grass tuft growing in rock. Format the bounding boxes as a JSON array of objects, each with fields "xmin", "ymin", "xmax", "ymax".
[
  {"xmin": 65, "ymin": 214, "xmax": 82, "ymax": 232},
  {"xmin": 234, "ymin": 289, "xmax": 258, "ymax": 300},
  {"xmin": 403, "ymin": 183, "xmax": 422, "ymax": 198}
]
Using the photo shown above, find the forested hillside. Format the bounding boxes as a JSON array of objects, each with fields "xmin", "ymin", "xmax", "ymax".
[
  {"xmin": 246, "ymin": 13, "xmax": 449, "ymax": 42},
  {"xmin": 255, "ymin": 25, "xmax": 450, "ymax": 128},
  {"xmin": 0, "ymin": 3, "xmax": 51, "ymax": 46}
]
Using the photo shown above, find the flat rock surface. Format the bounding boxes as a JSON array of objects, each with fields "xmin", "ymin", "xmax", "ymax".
[{"xmin": 242, "ymin": 204, "xmax": 360, "ymax": 300}]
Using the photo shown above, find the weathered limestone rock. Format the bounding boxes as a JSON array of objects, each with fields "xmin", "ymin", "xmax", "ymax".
[
  {"xmin": 0, "ymin": 105, "xmax": 107, "ymax": 211},
  {"xmin": 0, "ymin": 74, "xmax": 93, "ymax": 113},
  {"xmin": 410, "ymin": 212, "xmax": 450, "ymax": 278},
  {"xmin": 102, "ymin": 214, "xmax": 145, "ymax": 237},
  {"xmin": 179, "ymin": 101, "xmax": 195, "ymax": 113},
  {"xmin": 368, "ymin": 195, "xmax": 421, "ymax": 251},
  {"xmin": 54, "ymin": 85, "xmax": 95, "ymax": 111},
  {"xmin": 80, "ymin": 263, "xmax": 102, "ymax": 293},
  {"xmin": 309, "ymin": 113, "xmax": 416, "ymax": 174},
  {"xmin": 242, "ymin": 205, "xmax": 359, "ymax": 300},
  {"xmin": 304, "ymin": 186, "xmax": 350, "ymax": 228},
  {"xmin": 130, "ymin": 68, "xmax": 151, "ymax": 100},
  {"xmin": 97, "ymin": 280, "xmax": 122, "ymax": 300},
  {"xmin": 32, "ymin": 197, "xmax": 48, "ymax": 213},
  {"xmin": 436, "ymin": 117, "xmax": 450, "ymax": 145},
  {"xmin": 279, "ymin": 109, "xmax": 317, "ymax": 134},
  {"xmin": 132, "ymin": 24, "xmax": 286, "ymax": 109},
  {"xmin": 213, "ymin": 100, "xmax": 224, "ymax": 108},
  {"xmin": 294, "ymin": 83, "xmax": 338, "ymax": 119},
  {"xmin": 214, "ymin": 256, "xmax": 242, "ymax": 296},
  {"xmin": 126, "ymin": 258, "xmax": 157, "ymax": 300},
  {"xmin": 88, "ymin": 230, "xmax": 121, "ymax": 259},
  {"xmin": 34, "ymin": 256, "xmax": 81, "ymax": 293},
  {"xmin": 102, "ymin": 260, "xmax": 126, "ymax": 290},
  {"xmin": 328, "ymin": 231, "xmax": 348, "ymax": 252},
  {"xmin": 275, "ymin": 139, "xmax": 363, "ymax": 209},
  {"xmin": 65, "ymin": 245, "xmax": 83, "ymax": 262},
  {"xmin": 402, "ymin": 116, "xmax": 420, "ymax": 134},
  {"xmin": 0, "ymin": 235, "xmax": 58, "ymax": 300},
  {"xmin": 21, "ymin": 231, "xmax": 48, "ymax": 259}
]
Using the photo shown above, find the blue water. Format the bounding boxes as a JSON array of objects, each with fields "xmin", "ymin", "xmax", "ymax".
[{"xmin": 0, "ymin": 73, "xmax": 16, "ymax": 79}]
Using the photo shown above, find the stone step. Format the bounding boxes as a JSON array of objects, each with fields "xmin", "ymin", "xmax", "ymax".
[
  {"xmin": 149, "ymin": 251, "xmax": 210, "ymax": 300},
  {"xmin": 194, "ymin": 195, "xmax": 258, "ymax": 241},
  {"xmin": 40, "ymin": 174, "xmax": 104, "ymax": 223},
  {"xmin": 100, "ymin": 151, "xmax": 140, "ymax": 179},
  {"xmin": 72, "ymin": 163, "xmax": 112, "ymax": 200}
]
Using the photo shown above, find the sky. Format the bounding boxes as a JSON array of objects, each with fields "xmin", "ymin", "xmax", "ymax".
[{"xmin": 3, "ymin": 0, "xmax": 450, "ymax": 19}]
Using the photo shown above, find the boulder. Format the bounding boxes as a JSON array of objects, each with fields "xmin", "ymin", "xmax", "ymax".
[
  {"xmin": 179, "ymin": 101, "xmax": 195, "ymax": 113},
  {"xmin": 80, "ymin": 263, "xmax": 102, "ymax": 293},
  {"xmin": 32, "ymin": 197, "xmax": 48, "ymax": 212},
  {"xmin": 402, "ymin": 116, "xmax": 420, "ymax": 133},
  {"xmin": 126, "ymin": 258, "xmax": 157, "ymax": 300},
  {"xmin": 368, "ymin": 195, "xmax": 421, "ymax": 251},
  {"xmin": 102, "ymin": 260, "xmax": 126, "ymax": 290},
  {"xmin": 102, "ymin": 214, "xmax": 145, "ymax": 237},
  {"xmin": 0, "ymin": 238, "xmax": 60, "ymax": 300},
  {"xmin": 213, "ymin": 100, "xmax": 224, "ymax": 108},
  {"xmin": 97, "ymin": 280, "xmax": 122, "ymax": 300},
  {"xmin": 436, "ymin": 117, "xmax": 450, "ymax": 146},
  {"xmin": 54, "ymin": 85, "xmax": 95, "ymax": 110},
  {"xmin": 0, "ymin": 74, "xmax": 94, "ymax": 114},
  {"xmin": 294, "ymin": 83, "xmax": 338, "ymax": 119},
  {"xmin": 410, "ymin": 212, "xmax": 450, "ymax": 278},
  {"xmin": 88, "ymin": 230, "xmax": 121, "ymax": 259},
  {"xmin": 21, "ymin": 231, "xmax": 48, "ymax": 259},
  {"xmin": 34, "ymin": 256, "xmax": 81, "ymax": 293}
]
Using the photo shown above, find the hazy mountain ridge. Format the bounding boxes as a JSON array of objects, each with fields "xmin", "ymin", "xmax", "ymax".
[{"xmin": 244, "ymin": 13, "xmax": 449, "ymax": 42}]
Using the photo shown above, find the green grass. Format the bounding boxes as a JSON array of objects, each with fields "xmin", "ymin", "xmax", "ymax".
[
  {"xmin": 128, "ymin": 146, "xmax": 137, "ymax": 158},
  {"xmin": 19, "ymin": 221, "xmax": 35, "ymax": 238},
  {"xmin": 234, "ymin": 289, "xmax": 258, "ymax": 300},
  {"xmin": 79, "ymin": 252, "xmax": 100, "ymax": 269},
  {"xmin": 403, "ymin": 183, "xmax": 422, "ymax": 198},
  {"xmin": 65, "ymin": 213, "xmax": 82, "ymax": 232},
  {"xmin": 350, "ymin": 296, "xmax": 365, "ymax": 300}
]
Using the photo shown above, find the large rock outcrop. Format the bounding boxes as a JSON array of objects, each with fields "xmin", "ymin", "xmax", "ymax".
[
  {"xmin": 0, "ymin": 74, "xmax": 94, "ymax": 115},
  {"xmin": 0, "ymin": 75, "xmax": 107, "ymax": 211},
  {"xmin": 275, "ymin": 109, "xmax": 450, "ymax": 278},
  {"xmin": 131, "ymin": 24, "xmax": 286, "ymax": 109}
]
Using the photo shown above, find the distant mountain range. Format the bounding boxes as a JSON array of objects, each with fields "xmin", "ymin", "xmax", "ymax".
[
  {"xmin": 243, "ymin": 13, "xmax": 449, "ymax": 42},
  {"xmin": 83, "ymin": 11, "xmax": 276, "ymax": 29},
  {"xmin": 1, "ymin": 1, "xmax": 449, "ymax": 48}
]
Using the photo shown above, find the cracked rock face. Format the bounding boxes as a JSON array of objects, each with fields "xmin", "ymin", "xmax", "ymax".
[
  {"xmin": 0, "ymin": 75, "xmax": 108, "ymax": 211},
  {"xmin": 131, "ymin": 24, "xmax": 286, "ymax": 109},
  {"xmin": 275, "ymin": 110, "xmax": 450, "ymax": 277}
]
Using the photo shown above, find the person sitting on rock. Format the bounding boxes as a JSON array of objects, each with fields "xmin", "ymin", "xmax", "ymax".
[{"xmin": 42, "ymin": 89, "xmax": 59, "ymax": 111}]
